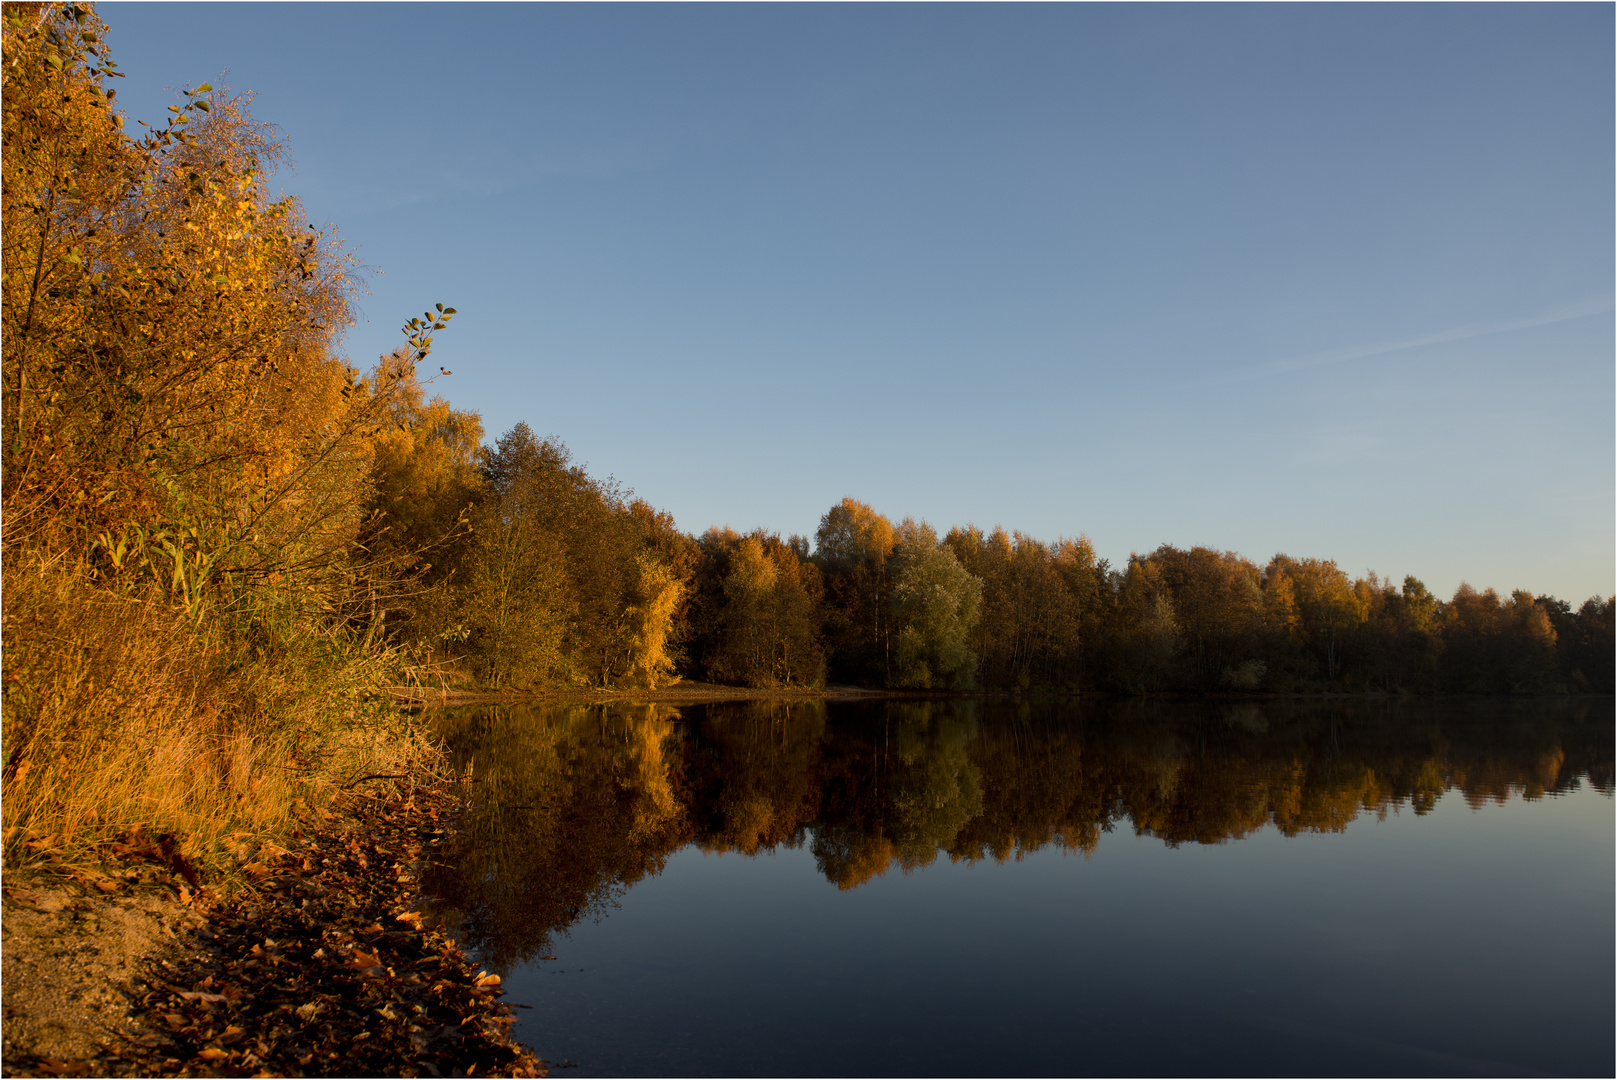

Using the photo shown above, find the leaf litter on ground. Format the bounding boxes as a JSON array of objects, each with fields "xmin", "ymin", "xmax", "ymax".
[{"xmin": 9, "ymin": 781, "xmax": 546, "ymax": 1078}]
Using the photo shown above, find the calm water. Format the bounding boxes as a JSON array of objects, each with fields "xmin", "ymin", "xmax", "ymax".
[{"xmin": 421, "ymin": 699, "xmax": 1614, "ymax": 1077}]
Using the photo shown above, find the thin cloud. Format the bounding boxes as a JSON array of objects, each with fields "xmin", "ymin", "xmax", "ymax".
[
  {"xmin": 1224, "ymin": 296, "xmax": 1614, "ymax": 381},
  {"xmin": 324, "ymin": 144, "xmax": 658, "ymax": 217}
]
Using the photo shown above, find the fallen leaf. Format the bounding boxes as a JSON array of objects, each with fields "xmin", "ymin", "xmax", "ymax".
[
  {"xmin": 473, "ymin": 973, "xmax": 501, "ymax": 988},
  {"xmin": 158, "ymin": 833, "xmax": 200, "ymax": 887},
  {"xmin": 197, "ymin": 1047, "xmax": 229, "ymax": 1061}
]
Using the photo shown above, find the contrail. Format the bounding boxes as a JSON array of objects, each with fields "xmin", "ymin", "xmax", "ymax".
[{"xmin": 1224, "ymin": 295, "xmax": 1613, "ymax": 381}]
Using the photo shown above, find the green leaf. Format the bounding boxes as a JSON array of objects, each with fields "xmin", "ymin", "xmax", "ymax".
[{"xmin": 196, "ymin": 82, "xmax": 213, "ymax": 92}]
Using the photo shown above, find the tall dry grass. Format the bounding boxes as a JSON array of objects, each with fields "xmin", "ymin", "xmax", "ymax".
[{"xmin": 1, "ymin": 556, "xmax": 435, "ymax": 880}]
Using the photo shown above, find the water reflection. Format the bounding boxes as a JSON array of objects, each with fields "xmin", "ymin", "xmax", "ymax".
[
  {"xmin": 424, "ymin": 703, "xmax": 687, "ymax": 972},
  {"xmin": 422, "ymin": 698, "xmax": 1612, "ymax": 974}
]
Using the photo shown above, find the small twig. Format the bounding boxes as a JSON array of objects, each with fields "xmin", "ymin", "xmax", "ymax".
[{"xmin": 338, "ymin": 773, "xmax": 410, "ymax": 791}]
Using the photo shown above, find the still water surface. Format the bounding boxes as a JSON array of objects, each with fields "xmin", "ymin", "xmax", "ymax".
[{"xmin": 421, "ymin": 699, "xmax": 1613, "ymax": 1077}]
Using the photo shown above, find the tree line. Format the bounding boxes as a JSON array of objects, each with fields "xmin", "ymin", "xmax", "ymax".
[
  {"xmin": 380, "ymin": 442, "xmax": 1613, "ymax": 693},
  {"xmin": 360, "ymin": 368, "xmax": 1616, "ymax": 696}
]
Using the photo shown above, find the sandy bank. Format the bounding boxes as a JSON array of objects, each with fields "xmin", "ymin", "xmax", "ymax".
[{"xmin": 1, "ymin": 779, "xmax": 543, "ymax": 1077}]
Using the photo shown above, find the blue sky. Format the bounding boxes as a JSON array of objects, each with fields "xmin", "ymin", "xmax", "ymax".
[{"xmin": 104, "ymin": 3, "xmax": 1613, "ymax": 601}]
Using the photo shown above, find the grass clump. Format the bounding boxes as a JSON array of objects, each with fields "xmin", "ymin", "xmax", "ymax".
[{"xmin": 0, "ymin": 556, "xmax": 432, "ymax": 885}]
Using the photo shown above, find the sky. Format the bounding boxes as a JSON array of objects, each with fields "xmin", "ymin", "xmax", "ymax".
[{"xmin": 103, "ymin": 3, "xmax": 1614, "ymax": 601}]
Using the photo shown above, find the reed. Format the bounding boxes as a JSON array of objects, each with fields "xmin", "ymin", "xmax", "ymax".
[{"xmin": 0, "ymin": 555, "xmax": 433, "ymax": 882}]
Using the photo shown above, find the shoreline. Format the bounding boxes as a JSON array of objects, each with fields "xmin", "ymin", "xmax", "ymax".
[
  {"xmin": 387, "ymin": 683, "xmax": 1615, "ymax": 707},
  {"xmin": 386, "ymin": 681, "xmax": 901, "ymax": 706},
  {"xmin": 1, "ymin": 776, "xmax": 544, "ymax": 1078}
]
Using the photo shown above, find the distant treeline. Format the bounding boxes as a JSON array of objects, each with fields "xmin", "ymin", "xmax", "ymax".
[{"xmin": 374, "ymin": 400, "xmax": 1613, "ymax": 694}]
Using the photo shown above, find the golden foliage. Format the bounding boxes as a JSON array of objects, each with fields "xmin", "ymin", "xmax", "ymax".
[
  {"xmin": 0, "ymin": 555, "xmax": 423, "ymax": 872},
  {"xmin": 1, "ymin": 5, "xmax": 446, "ymax": 876},
  {"xmin": 625, "ymin": 551, "xmax": 685, "ymax": 689},
  {"xmin": 4, "ymin": 5, "xmax": 362, "ymax": 571},
  {"xmin": 703, "ymin": 531, "xmax": 824, "ymax": 688}
]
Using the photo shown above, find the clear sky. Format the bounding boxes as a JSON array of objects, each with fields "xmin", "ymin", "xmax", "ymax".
[{"xmin": 103, "ymin": 3, "xmax": 1613, "ymax": 601}]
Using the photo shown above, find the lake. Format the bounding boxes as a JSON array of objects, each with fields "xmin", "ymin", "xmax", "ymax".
[{"xmin": 420, "ymin": 698, "xmax": 1613, "ymax": 1077}]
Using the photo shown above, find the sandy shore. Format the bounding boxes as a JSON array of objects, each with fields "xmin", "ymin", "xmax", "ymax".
[{"xmin": 1, "ymin": 779, "xmax": 543, "ymax": 1078}]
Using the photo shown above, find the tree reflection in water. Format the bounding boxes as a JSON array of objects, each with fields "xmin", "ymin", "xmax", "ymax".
[{"xmin": 420, "ymin": 698, "xmax": 1612, "ymax": 973}]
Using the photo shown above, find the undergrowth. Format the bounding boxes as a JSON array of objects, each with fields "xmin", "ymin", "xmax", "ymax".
[{"xmin": 0, "ymin": 555, "xmax": 437, "ymax": 889}]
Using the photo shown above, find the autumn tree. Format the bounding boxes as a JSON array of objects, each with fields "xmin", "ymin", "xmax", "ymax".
[
  {"xmin": 363, "ymin": 349, "xmax": 486, "ymax": 642},
  {"xmin": 888, "ymin": 521, "xmax": 982, "ymax": 690},
  {"xmin": 1099, "ymin": 556, "xmax": 1182, "ymax": 692},
  {"xmin": 1052, "ymin": 535, "xmax": 1110, "ymax": 690},
  {"xmin": 456, "ymin": 424, "xmax": 571, "ymax": 687},
  {"xmin": 1540, "ymin": 595, "xmax": 1614, "ymax": 693},
  {"xmin": 626, "ymin": 498, "xmax": 702, "ymax": 675},
  {"xmin": 1135, "ymin": 545, "xmax": 1267, "ymax": 690},
  {"xmin": 814, "ymin": 497, "xmax": 897, "ymax": 684},
  {"xmin": 946, "ymin": 526, "xmax": 1084, "ymax": 690},
  {"xmin": 1, "ymin": 5, "xmax": 407, "ymax": 609},
  {"xmin": 450, "ymin": 424, "xmax": 690, "ymax": 689},
  {"xmin": 0, "ymin": 4, "xmax": 465, "ymax": 868},
  {"xmin": 1269, "ymin": 556, "xmax": 1367, "ymax": 683},
  {"xmin": 1438, "ymin": 585, "xmax": 1561, "ymax": 693},
  {"xmin": 700, "ymin": 531, "xmax": 824, "ymax": 688},
  {"xmin": 1338, "ymin": 573, "xmax": 1442, "ymax": 692}
]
